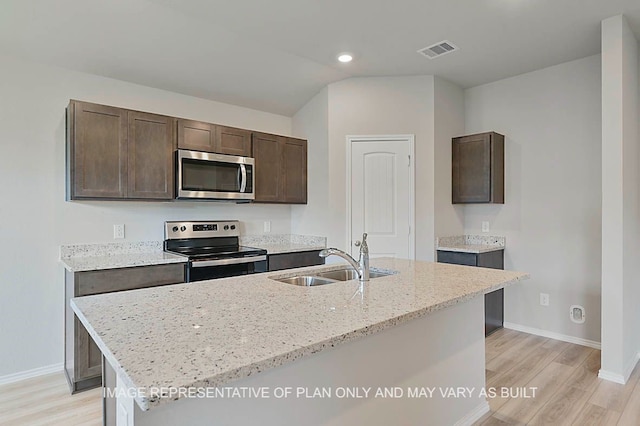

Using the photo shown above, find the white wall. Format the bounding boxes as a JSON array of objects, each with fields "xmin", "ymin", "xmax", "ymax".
[
  {"xmin": 464, "ymin": 55, "xmax": 602, "ymax": 343},
  {"xmin": 433, "ymin": 77, "xmax": 465, "ymax": 239},
  {"xmin": 0, "ymin": 55, "xmax": 293, "ymax": 378},
  {"xmin": 600, "ymin": 15, "xmax": 640, "ymax": 383},
  {"xmin": 291, "ymin": 88, "xmax": 329, "ymax": 237},
  {"xmin": 292, "ymin": 75, "xmax": 466, "ymax": 262},
  {"xmin": 327, "ymin": 76, "xmax": 435, "ymax": 260}
]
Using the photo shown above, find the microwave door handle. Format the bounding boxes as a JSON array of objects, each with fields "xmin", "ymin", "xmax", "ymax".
[{"xmin": 239, "ymin": 164, "xmax": 247, "ymax": 193}]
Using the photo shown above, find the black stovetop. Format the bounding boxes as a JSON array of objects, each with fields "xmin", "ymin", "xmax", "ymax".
[
  {"xmin": 164, "ymin": 236, "xmax": 266, "ymax": 260},
  {"xmin": 166, "ymin": 244, "xmax": 266, "ymax": 259}
]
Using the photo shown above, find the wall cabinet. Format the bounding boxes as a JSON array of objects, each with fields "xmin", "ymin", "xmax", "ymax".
[
  {"xmin": 268, "ymin": 250, "xmax": 324, "ymax": 272},
  {"xmin": 177, "ymin": 119, "xmax": 215, "ymax": 152},
  {"xmin": 67, "ymin": 100, "xmax": 176, "ymax": 200},
  {"xmin": 64, "ymin": 263, "xmax": 185, "ymax": 393},
  {"xmin": 67, "ymin": 100, "xmax": 304, "ymax": 204},
  {"xmin": 252, "ymin": 132, "xmax": 307, "ymax": 204},
  {"xmin": 177, "ymin": 119, "xmax": 252, "ymax": 156},
  {"xmin": 437, "ymin": 249, "xmax": 504, "ymax": 336},
  {"xmin": 452, "ymin": 131, "xmax": 504, "ymax": 204}
]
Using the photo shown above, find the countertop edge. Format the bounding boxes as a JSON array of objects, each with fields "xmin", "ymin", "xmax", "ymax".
[
  {"xmin": 71, "ymin": 298, "xmax": 151, "ymax": 409},
  {"xmin": 261, "ymin": 245, "xmax": 326, "ymax": 254},
  {"xmin": 71, "ymin": 268, "xmax": 528, "ymax": 411},
  {"xmin": 60, "ymin": 253, "xmax": 188, "ymax": 272},
  {"xmin": 437, "ymin": 246, "xmax": 505, "ymax": 254}
]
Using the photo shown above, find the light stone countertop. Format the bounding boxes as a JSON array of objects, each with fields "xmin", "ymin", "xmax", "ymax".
[
  {"xmin": 71, "ymin": 258, "xmax": 528, "ymax": 411},
  {"xmin": 240, "ymin": 234, "xmax": 326, "ymax": 254},
  {"xmin": 61, "ymin": 252, "xmax": 187, "ymax": 272},
  {"xmin": 255, "ymin": 243, "xmax": 326, "ymax": 254},
  {"xmin": 59, "ymin": 241, "xmax": 187, "ymax": 272},
  {"xmin": 436, "ymin": 235, "xmax": 506, "ymax": 254}
]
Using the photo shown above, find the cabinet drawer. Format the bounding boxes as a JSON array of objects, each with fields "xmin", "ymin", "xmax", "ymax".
[
  {"xmin": 77, "ymin": 263, "xmax": 185, "ymax": 296},
  {"xmin": 268, "ymin": 251, "xmax": 324, "ymax": 272},
  {"xmin": 436, "ymin": 251, "xmax": 477, "ymax": 266}
]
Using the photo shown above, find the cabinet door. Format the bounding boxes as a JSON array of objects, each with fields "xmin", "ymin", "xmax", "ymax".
[
  {"xmin": 252, "ymin": 132, "xmax": 283, "ymax": 202},
  {"xmin": 74, "ymin": 318, "xmax": 102, "ymax": 382},
  {"xmin": 268, "ymin": 251, "xmax": 324, "ymax": 272},
  {"xmin": 452, "ymin": 133, "xmax": 492, "ymax": 203},
  {"xmin": 216, "ymin": 125, "xmax": 252, "ymax": 156},
  {"xmin": 436, "ymin": 250, "xmax": 477, "ymax": 266},
  {"xmin": 69, "ymin": 101, "xmax": 127, "ymax": 198},
  {"xmin": 177, "ymin": 119, "xmax": 216, "ymax": 151},
  {"xmin": 282, "ymin": 138, "xmax": 307, "ymax": 204},
  {"xmin": 128, "ymin": 112, "xmax": 176, "ymax": 199}
]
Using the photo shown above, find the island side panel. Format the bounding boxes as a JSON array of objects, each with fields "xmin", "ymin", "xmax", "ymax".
[{"xmin": 124, "ymin": 296, "xmax": 487, "ymax": 426}]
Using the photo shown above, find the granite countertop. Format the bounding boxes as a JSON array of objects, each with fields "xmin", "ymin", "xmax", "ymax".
[
  {"xmin": 61, "ymin": 252, "xmax": 187, "ymax": 272},
  {"xmin": 240, "ymin": 234, "xmax": 326, "ymax": 254},
  {"xmin": 436, "ymin": 235, "xmax": 506, "ymax": 254},
  {"xmin": 71, "ymin": 258, "xmax": 528, "ymax": 411},
  {"xmin": 59, "ymin": 242, "xmax": 187, "ymax": 272}
]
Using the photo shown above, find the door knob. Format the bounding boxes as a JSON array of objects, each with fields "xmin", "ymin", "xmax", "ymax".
[{"xmin": 354, "ymin": 240, "xmax": 361, "ymax": 247}]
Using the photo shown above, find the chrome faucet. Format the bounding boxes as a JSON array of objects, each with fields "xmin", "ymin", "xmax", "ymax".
[{"xmin": 319, "ymin": 233, "xmax": 370, "ymax": 282}]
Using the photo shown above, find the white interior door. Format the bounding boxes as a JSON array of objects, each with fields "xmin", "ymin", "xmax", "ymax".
[{"xmin": 348, "ymin": 136, "xmax": 414, "ymax": 259}]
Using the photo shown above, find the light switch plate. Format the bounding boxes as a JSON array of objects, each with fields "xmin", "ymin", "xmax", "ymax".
[
  {"xmin": 481, "ymin": 221, "xmax": 490, "ymax": 233},
  {"xmin": 113, "ymin": 224, "xmax": 125, "ymax": 239},
  {"xmin": 263, "ymin": 221, "xmax": 271, "ymax": 233}
]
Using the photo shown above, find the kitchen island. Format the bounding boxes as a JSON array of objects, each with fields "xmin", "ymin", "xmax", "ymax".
[{"xmin": 71, "ymin": 258, "xmax": 528, "ymax": 426}]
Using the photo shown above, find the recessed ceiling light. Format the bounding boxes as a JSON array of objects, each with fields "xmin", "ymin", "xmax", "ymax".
[{"xmin": 337, "ymin": 53, "xmax": 353, "ymax": 63}]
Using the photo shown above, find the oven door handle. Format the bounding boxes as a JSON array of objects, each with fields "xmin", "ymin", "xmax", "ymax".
[
  {"xmin": 191, "ymin": 255, "xmax": 266, "ymax": 268},
  {"xmin": 239, "ymin": 164, "xmax": 247, "ymax": 193}
]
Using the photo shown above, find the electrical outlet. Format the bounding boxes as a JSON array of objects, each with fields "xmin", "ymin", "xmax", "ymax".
[
  {"xmin": 482, "ymin": 221, "xmax": 490, "ymax": 233},
  {"xmin": 113, "ymin": 224, "xmax": 125, "ymax": 239},
  {"xmin": 540, "ymin": 293, "xmax": 549, "ymax": 307},
  {"xmin": 263, "ymin": 221, "xmax": 271, "ymax": 233}
]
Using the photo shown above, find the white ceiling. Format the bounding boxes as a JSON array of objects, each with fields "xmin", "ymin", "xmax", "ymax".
[{"xmin": 1, "ymin": 0, "xmax": 639, "ymax": 116}]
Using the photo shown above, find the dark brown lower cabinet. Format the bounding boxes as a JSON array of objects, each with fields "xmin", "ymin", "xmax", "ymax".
[
  {"xmin": 64, "ymin": 263, "xmax": 185, "ymax": 393},
  {"xmin": 268, "ymin": 250, "xmax": 325, "ymax": 272},
  {"xmin": 436, "ymin": 249, "xmax": 504, "ymax": 336}
]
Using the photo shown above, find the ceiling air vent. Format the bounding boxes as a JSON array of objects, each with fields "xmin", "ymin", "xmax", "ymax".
[{"xmin": 417, "ymin": 40, "xmax": 458, "ymax": 59}]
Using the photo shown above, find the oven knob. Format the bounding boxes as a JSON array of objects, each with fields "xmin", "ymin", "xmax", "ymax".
[
  {"xmin": 230, "ymin": 225, "xmax": 236, "ymax": 230},
  {"xmin": 224, "ymin": 225, "xmax": 229, "ymax": 230},
  {"xmin": 180, "ymin": 226, "xmax": 187, "ymax": 232},
  {"xmin": 172, "ymin": 226, "xmax": 179, "ymax": 232}
]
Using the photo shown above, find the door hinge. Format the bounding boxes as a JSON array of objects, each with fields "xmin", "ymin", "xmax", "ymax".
[{"xmin": 407, "ymin": 155, "xmax": 411, "ymax": 167}]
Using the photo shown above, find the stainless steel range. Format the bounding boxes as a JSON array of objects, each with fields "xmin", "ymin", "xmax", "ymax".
[{"xmin": 164, "ymin": 220, "xmax": 267, "ymax": 282}]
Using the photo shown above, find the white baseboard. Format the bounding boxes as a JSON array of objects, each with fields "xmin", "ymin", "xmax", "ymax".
[
  {"xmin": 503, "ymin": 322, "xmax": 601, "ymax": 349},
  {"xmin": 0, "ymin": 363, "xmax": 64, "ymax": 386},
  {"xmin": 599, "ymin": 351, "xmax": 640, "ymax": 384},
  {"xmin": 598, "ymin": 369, "xmax": 626, "ymax": 384},
  {"xmin": 454, "ymin": 401, "xmax": 490, "ymax": 426}
]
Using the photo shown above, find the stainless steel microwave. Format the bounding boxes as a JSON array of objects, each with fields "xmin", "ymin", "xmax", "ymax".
[{"xmin": 176, "ymin": 149, "xmax": 254, "ymax": 201}]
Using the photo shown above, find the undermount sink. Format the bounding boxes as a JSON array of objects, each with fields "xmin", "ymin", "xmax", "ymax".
[
  {"xmin": 314, "ymin": 269, "xmax": 392, "ymax": 281},
  {"xmin": 276, "ymin": 276, "xmax": 336, "ymax": 287},
  {"xmin": 273, "ymin": 267, "xmax": 395, "ymax": 286}
]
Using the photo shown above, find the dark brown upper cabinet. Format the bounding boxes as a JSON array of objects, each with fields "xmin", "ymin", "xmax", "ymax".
[
  {"xmin": 282, "ymin": 138, "xmax": 307, "ymax": 203},
  {"xmin": 67, "ymin": 100, "xmax": 176, "ymax": 200},
  {"xmin": 216, "ymin": 125, "xmax": 252, "ymax": 156},
  {"xmin": 177, "ymin": 119, "xmax": 215, "ymax": 152},
  {"xmin": 252, "ymin": 132, "xmax": 307, "ymax": 204},
  {"xmin": 452, "ymin": 131, "xmax": 504, "ymax": 204},
  {"xmin": 178, "ymin": 120, "xmax": 252, "ymax": 156},
  {"xmin": 127, "ymin": 111, "xmax": 175, "ymax": 199},
  {"xmin": 67, "ymin": 101, "xmax": 128, "ymax": 199}
]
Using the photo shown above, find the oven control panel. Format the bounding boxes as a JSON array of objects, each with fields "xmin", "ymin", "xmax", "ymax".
[{"xmin": 165, "ymin": 221, "xmax": 240, "ymax": 239}]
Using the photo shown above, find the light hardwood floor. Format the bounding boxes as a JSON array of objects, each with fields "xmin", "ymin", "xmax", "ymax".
[
  {"xmin": 1, "ymin": 329, "xmax": 638, "ymax": 425},
  {"xmin": 475, "ymin": 328, "xmax": 640, "ymax": 425}
]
